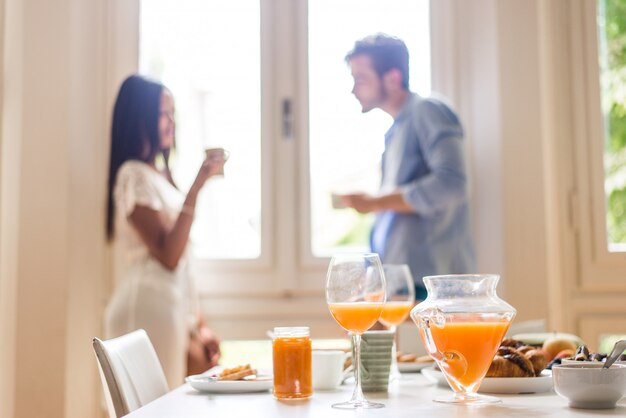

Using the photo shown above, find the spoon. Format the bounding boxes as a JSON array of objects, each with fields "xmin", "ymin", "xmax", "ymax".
[{"xmin": 603, "ymin": 339, "xmax": 626, "ymax": 369}]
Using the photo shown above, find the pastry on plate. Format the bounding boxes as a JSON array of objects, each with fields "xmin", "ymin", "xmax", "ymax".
[
  {"xmin": 487, "ymin": 342, "xmax": 548, "ymax": 377},
  {"xmin": 218, "ymin": 364, "xmax": 257, "ymax": 381}
]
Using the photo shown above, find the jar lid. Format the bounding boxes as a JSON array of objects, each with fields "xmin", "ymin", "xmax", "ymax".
[{"xmin": 273, "ymin": 326, "xmax": 310, "ymax": 337}]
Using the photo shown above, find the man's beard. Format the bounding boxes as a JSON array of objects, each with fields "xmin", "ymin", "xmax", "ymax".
[{"xmin": 361, "ymin": 84, "xmax": 388, "ymax": 113}]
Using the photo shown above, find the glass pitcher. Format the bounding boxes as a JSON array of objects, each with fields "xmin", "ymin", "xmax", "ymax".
[{"xmin": 410, "ymin": 274, "xmax": 516, "ymax": 405}]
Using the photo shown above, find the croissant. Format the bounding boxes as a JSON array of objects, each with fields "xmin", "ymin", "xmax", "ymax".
[
  {"xmin": 516, "ymin": 345, "xmax": 534, "ymax": 355},
  {"xmin": 486, "ymin": 346, "xmax": 535, "ymax": 377},
  {"xmin": 524, "ymin": 349, "xmax": 548, "ymax": 376},
  {"xmin": 500, "ymin": 338, "xmax": 524, "ymax": 349}
]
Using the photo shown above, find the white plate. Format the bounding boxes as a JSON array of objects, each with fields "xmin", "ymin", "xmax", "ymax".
[
  {"xmin": 479, "ymin": 370, "xmax": 553, "ymax": 394},
  {"xmin": 421, "ymin": 366, "xmax": 553, "ymax": 394},
  {"xmin": 186, "ymin": 375, "xmax": 273, "ymax": 394},
  {"xmin": 398, "ymin": 361, "xmax": 434, "ymax": 373}
]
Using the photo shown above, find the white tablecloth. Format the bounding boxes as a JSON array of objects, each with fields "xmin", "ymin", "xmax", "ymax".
[{"xmin": 125, "ymin": 373, "xmax": 626, "ymax": 417}]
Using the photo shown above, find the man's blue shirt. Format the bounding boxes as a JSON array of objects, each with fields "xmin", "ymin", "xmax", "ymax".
[{"xmin": 371, "ymin": 93, "xmax": 476, "ymax": 295}]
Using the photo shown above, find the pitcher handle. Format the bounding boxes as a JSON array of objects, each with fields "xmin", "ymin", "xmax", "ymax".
[{"xmin": 418, "ymin": 308, "xmax": 446, "ymax": 359}]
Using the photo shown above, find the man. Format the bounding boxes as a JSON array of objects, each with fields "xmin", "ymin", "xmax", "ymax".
[{"xmin": 339, "ymin": 34, "xmax": 476, "ymax": 300}]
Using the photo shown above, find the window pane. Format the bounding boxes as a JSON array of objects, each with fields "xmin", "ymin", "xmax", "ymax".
[
  {"xmin": 308, "ymin": 0, "xmax": 431, "ymax": 257},
  {"xmin": 599, "ymin": 334, "xmax": 626, "ymax": 354},
  {"xmin": 140, "ymin": 0, "xmax": 261, "ymax": 259},
  {"xmin": 597, "ymin": 0, "xmax": 626, "ymax": 252}
]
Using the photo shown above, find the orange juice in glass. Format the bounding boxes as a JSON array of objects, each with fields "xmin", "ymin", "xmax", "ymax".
[
  {"xmin": 326, "ymin": 253, "xmax": 386, "ymax": 409},
  {"xmin": 380, "ymin": 265, "xmax": 415, "ymax": 381},
  {"xmin": 328, "ymin": 302, "xmax": 383, "ymax": 334},
  {"xmin": 379, "ymin": 301, "xmax": 413, "ymax": 328},
  {"xmin": 411, "ymin": 274, "xmax": 516, "ymax": 405}
]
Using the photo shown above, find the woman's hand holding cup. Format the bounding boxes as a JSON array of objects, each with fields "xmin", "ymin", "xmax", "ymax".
[
  {"xmin": 204, "ymin": 147, "xmax": 229, "ymax": 176},
  {"xmin": 188, "ymin": 148, "xmax": 228, "ymax": 199}
]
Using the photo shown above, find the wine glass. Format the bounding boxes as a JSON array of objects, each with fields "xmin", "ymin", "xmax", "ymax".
[
  {"xmin": 326, "ymin": 253, "xmax": 386, "ymax": 409},
  {"xmin": 410, "ymin": 274, "xmax": 516, "ymax": 405},
  {"xmin": 379, "ymin": 264, "xmax": 415, "ymax": 381}
]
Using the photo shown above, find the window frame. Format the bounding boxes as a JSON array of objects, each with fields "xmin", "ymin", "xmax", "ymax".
[
  {"xmin": 570, "ymin": 0, "xmax": 626, "ymax": 292},
  {"xmin": 186, "ymin": 0, "xmax": 279, "ymax": 295},
  {"xmin": 111, "ymin": 1, "xmax": 441, "ymax": 333}
]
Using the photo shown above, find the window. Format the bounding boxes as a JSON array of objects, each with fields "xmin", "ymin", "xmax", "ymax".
[
  {"xmin": 599, "ymin": 334, "xmax": 626, "ymax": 353},
  {"xmin": 307, "ymin": 0, "xmax": 430, "ymax": 257},
  {"xmin": 140, "ymin": 0, "xmax": 262, "ymax": 260},
  {"xmin": 138, "ymin": 0, "xmax": 431, "ymax": 290},
  {"xmin": 597, "ymin": 0, "xmax": 626, "ymax": 252},
  {"xmin": 568, "ymin": 0, "xmax": 626, "ymax": 291}
]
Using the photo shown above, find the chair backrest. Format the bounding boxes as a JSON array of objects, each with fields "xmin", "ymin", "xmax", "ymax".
[{"xmin": 93, "ymin": 329, "xmax": 169, "ymax": 417}]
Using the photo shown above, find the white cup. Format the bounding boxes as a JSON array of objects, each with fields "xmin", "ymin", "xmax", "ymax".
[
  {"xmin": 204, "ymin": 147, "xmax": 229, "ymax": 175},
  {"xmin": 312, "ymin": 350, "xmax": 346, "ymax": 390},
  {"xmin": 330, "ymin": 193, "xmax": 346, "ymax": 209}
]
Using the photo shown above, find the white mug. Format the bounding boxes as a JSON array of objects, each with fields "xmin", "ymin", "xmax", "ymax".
[
  {"xmin": 204, "ymin": 147, "xmax": 229, "ymax": 175},
  {"xmin": 312, "ymin": 350, "xmax": 346, "ymax": 390}
]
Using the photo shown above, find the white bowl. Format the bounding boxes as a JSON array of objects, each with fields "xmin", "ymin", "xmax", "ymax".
[
  {"xmin": 561, "ymin": 358, "xmax": 626, "ymax": 366},
  {"xmin": 553, "ymin": 363, "xmax": 626, "ymax": 409}
]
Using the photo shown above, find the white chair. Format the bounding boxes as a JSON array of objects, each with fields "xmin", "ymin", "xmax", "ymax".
[{"xmin": 93, "ymin": 329, "xmax": 169, "ymax": 418}]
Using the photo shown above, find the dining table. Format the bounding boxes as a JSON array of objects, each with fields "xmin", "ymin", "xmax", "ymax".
[{"xmin": 125, "ymin": 372, "xmax": 626, "ymax": 417}]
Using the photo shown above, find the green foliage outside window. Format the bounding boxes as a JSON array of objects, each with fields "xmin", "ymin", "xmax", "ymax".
[
  {"xmin": 600, "ymin": 0, "xmax": 626, "ymax": 243},
  {"xmin": 335, "ymin": 214, "xmax": 373, "ymax": 247},
  {"xmin": 599, "ymin": 334, "xmax": 626, "ymax": 354},
  {"xmin": 598, "ymin": 0, "xmax": 626, "ymax": 243}
]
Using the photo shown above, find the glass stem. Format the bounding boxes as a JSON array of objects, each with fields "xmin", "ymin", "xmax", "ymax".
[
  {"xmin": 350, "ymin": 333, "xmax": 366, "ymax": 404},
  {"xmin": 390, "ymin": 325, "xmax": 401, "ymax": 380}
]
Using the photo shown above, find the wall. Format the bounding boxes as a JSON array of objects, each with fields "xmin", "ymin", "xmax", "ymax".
[
  {"xmin": 432, "ymin": 0, "xmax": 553, "ymax": 323},
  {"xmin": 0, "ymin": 0, "xmax": 18, "ymax": 416},
  {"xmin": 432, "ymin": 0, "xmax": 506, "ymax": 287},
  {"xmin": 1, "ymin": 0, "xmax": 111, "ymax": 417},
  {"xmin": 536, "ymin": 0, "xmax": 574, "ymax": 332},
  {"xmin": 63, "ymin": 0, "xmax": 110, "ymax": 416},
  {"xmin": 12, "ymin": 0, "xmax": 72, "ymax": 414},
  {"xmin": 496, "ymin": 1, "xmax": 550, "ymax": 322}
]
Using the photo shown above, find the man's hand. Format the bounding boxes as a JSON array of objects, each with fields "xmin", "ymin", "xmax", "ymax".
[
  {"xmin": 340, "ymin": 193, "xmax": 378, "ymax": 214},
  {"xmin": 339, "ymin": 191, "xmax": 415, "ymax": 214}
]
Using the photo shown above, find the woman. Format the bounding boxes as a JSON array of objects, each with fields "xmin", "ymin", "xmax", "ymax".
[{"xmin": 105, "ymin": 75, "xmax": 222, "ymax": 387}]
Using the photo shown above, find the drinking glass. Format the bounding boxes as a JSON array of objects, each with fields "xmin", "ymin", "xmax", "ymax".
[
  {"xmin": 410, "ymin": 274, "xmax": 516, "ymax": 405},
  {"xmin": 326, "ymin": 253, "xmax": 386, "ymax": 409},
  {"xmin": 379, "ymin": 264, "xmax": 415, "ymax": 381}
]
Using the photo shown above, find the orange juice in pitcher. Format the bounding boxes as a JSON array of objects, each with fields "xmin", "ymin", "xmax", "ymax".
[
  {"xmin": 425, "ymin": 319, "xmax": 510, "ymax": 388},
  {"xmin": 411, "ymin": 274, "xmax": 516, "ymax": 405}
]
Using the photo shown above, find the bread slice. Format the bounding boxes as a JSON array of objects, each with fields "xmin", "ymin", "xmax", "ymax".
[{"xmin": 218, "ymin": 364, "xmax": 257, "ymax": 381}]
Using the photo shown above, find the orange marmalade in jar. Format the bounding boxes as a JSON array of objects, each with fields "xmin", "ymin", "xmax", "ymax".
[{"xmin": 272, "ymin": 327, "xmax": 312, "ymax": 399}]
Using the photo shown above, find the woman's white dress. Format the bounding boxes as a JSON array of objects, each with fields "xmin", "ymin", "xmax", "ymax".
[{"xmin": 105, "ymin": 160, "xmax": 198, "ymax": 389}]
